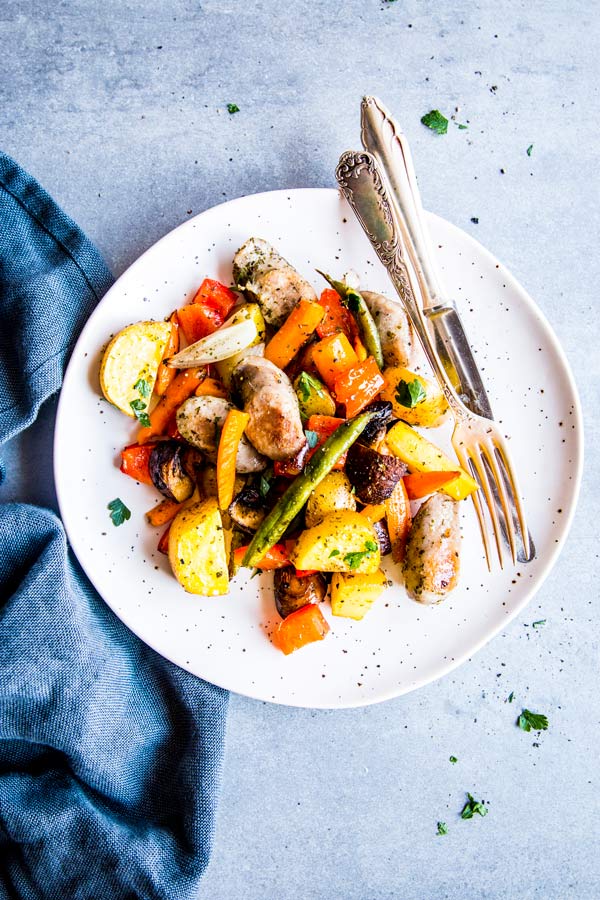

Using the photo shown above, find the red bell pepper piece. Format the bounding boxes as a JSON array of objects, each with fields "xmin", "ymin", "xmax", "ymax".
[
  {"xmin": 192, "ymin": 278, "xmax": 237, "ymax": 315},
  {"xmin": 234, "ymin": 543, "xmax": 291, "ymax": 570},
  {"xmin": 271, "ymin": 604, "xmax": 330, "ymax": 655},
  {"xmin": 120, "ymin": 443, "xmax": 155, "ymax": 486},
  {"xmin": 305, "ymin": 415, "xmax": 348, "ymax": 469},
  {"xmin": 316, "ymin": 289, "xmax": 358, "ymax": 342},
  {"xmin": 333, "ymin": 356, "xmax": 385, "ymax": 418},
  {"xmin": 178, "ymin": 279, "xmax": 238, "ymax": 343}
]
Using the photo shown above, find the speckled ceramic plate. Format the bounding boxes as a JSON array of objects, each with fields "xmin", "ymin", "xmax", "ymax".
[{"xmin": 54, "ymin": 188, "xmax": 583, "ymax": 708}]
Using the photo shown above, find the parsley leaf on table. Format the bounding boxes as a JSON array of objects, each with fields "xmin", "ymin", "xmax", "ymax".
[
  {"xmin": 108, "ymin": 498, "xmax": 131, "ymax": 527},
  {"xmin": 532, "ymin": 619, "xmax": 546, "ymax": 628},
  {"xmin": 517, "ymin": 709, "xmax": 548, "ymax": 732},
  {"xmin": 395, "ymin": 378, "xmax": 426, "ymax": 408},
  {"xmin": 449, "ymin": 755, "xmax": 458, "ymax": 764},
  {"xmin": 460, "ymin": 793, "xmax": 488, "ymax": 819},
  {"xmin": 507, "ymin": 691, "xmax": 515, "ymax": 703},
  {"xmin": 436, "ymin": 821, "xmax": 448, "ymax": 835},
  {"xmin": 421, "ymin": 109, "xmax": 448, "ymax": 135},
  {"xmin": 527, "ymin": 144, "xmax": 533, "ymax": 156},
  {"xmin": 227, "ymin": 103, "xmax": 240, "ymax": 114}
]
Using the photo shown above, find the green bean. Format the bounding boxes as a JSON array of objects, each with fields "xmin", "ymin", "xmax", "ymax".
[
  {"xmin": 316, "ymin": 271, "xmax": 384, "ymax": 370},
  {"xmin": 241, "ymin": 410, "xmax": 375, "ymax": 568}
]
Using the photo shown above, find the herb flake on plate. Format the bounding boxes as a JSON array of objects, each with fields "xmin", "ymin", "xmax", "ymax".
[{"xmin": 108, "ymin": 498, "xmax": 131, "ymax": 527}]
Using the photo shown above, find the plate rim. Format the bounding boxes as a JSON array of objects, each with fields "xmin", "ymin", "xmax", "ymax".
[{"xmin": 54, "ymin": 186, "xmax": 584, "ymax": 709}]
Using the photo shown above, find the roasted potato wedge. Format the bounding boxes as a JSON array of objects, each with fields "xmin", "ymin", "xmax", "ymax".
[
  {"xmin": 168, "ymin": 498, "xmax": 229, "ymax": 595},
  {"xmin": 99, "ymin": 320, "xmax": 172, "ymax": 416},
  {"xmin": 380, "ymin": 366, "xmax": 448, "ymax": 428},
  {"xmin": 305, "ymin": 472, "xmax": 356, "ymax": 528},
  {"xmin": 330, "ymin": 569, "xmax": 387, "ymax": 620},
  {"xmin": 290, "ymin": 511, "xmax": 380, "ymax": 574}
]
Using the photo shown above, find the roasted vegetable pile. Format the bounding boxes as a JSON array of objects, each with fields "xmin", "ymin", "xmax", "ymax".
[{"xmin": 100, "ymin": 239, "xmax": 478, "ymax": 655}]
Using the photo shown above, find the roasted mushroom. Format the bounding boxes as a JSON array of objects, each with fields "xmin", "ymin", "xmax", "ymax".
[
  {"xmin": 273, "ymin": 568, "xmax": 327, "ymax": 619},
  {"xmin": 345, "ymin": 443, "xmax": 407, "ymax": 504},
  {"xmin": 372, "ymin": 518, "xmax": 392, "ymax": 556},
  {"xmin": 149, "ymin": 440, "xmax": 195, "ymax": 502},
  {"xmin": 228, "ymin": 487, "xmax": 267, "ymax": 533},
  {"xmin": 359, "ymin": 400, "xmax": 394, "ymax": 447}
]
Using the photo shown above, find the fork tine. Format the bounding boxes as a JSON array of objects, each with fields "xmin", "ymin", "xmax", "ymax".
[
  {"xmin": 468, "ymin": 449, "xmax": 504, "ymax": 568},
  {"xmin": 454, "ymin": 443, "xmax": 493, "ymax": 571},
  {"xmin": 493, "ymin": 434, "xmax": 531, "ymax": 560},
  {"xmin": 482, "ymin": 442, "xmax": 517, "ymax": 564}
]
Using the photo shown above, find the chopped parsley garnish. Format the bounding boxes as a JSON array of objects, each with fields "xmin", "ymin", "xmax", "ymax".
[
  {"xmin": 259, "ymin": 474, "xmax": 272, "ymax": 499},
  {"xmin": 527, "ymin": 144, "xmax": 533, "ymax": 157},
  {"xmin": 449, "ymin": 755, "xmax": 458, "ymax": 764},
  {"xmin": 298, "ymin": 371, "xmax": 324, "ymax": 402},
  {"xmin": 436, "ymin": 821, "xmax": 448, "ymax": 835},
  {"xmin": 133, "ymin": 378, "xmax": 150, "ymax": 399},
  {"xmin": 460, "ymin": 793, "xmax": 488, "ymax": 819},
  {"xmin": 507, "ymin": 691, "xmax": 515, "ymax": 703},
  {"xmin": 395, "ymin": 378, "xmax": 426, "ymax": 408},
  {"xmin": 305, "ymin": 429, "xmax": 319, "ymax": 449},
  {"xmin": 329, "ymin": 549, "xmax": 340, "ymax": 557},
  {"xmin": 344, "ymin": 540, "xmax": 377, "ymax": 569},
  {"xmin": 456, "ymin": 122, "xmax": 468, "ymax": 130},
  {"xmin": 129, "ymin": 398, "xmax": 151, "ymax": 428},
  {"xmin": 517, "ymin": 709, "xmax": 548, "ymax": 732},
  {"xmin": 108, "ymin": 498, "xmax": 131, "ymax": 527},
  {"xmin": 421, "ymin": 109, "xmax": 448, "ymax": 135},
  {"xmin": 227, "ymin": 103, "xmax": 240, "ymax": 114},
  {"xmin": 532, "ymin": 619, "xmax": 546, "ymax": 628}
]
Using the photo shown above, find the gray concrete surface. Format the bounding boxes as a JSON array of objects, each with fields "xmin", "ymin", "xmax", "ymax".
[{"xmin": 1, "ymin": 1, "xmax": 598, "ymax": 898}]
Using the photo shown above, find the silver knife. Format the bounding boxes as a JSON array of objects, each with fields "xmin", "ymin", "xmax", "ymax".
[
  {"xmin": 360, "ymin": 94, "xmax": 494, "ymax": 419},
  {"xmin": 335, "ymin": 143, "xmax": 535, "ymax": 563}
]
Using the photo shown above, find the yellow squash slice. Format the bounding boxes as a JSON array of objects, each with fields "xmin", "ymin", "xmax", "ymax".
[{"xmin": 100, "ymin": 320, "xmax": 172, "ymax": 416}]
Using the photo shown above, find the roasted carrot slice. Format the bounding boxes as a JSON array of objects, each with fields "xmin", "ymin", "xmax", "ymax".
[
  {"xmin": 403, "ymin": 470, "xmax": 461, "ymax": 500},
  {"xmin": 271, "ymin": 604, "xmax": 330, "ymax": 655},
  {"xmin": 264, "ymin": 299, "xmax": 325, "ymax": 370},
  {"xmin": 154, "ymin": 312, "xmax": 180, "ymax": 396},
  {"xmin": 157, "ymin": 524, "xmax": 171, "ymax": 555},
  {"xmin": 137, "ymin": 367, "xmax": 205, "ymax": 443},
  {"xmin": 194, "ymin": 375, "xmax": 228, "ymax": 399},
  {"xmin": 360, "ymin": 503, "xmax": 387, "ymax": 524},
  {"xmin": 146, "ymin": 497, "xmax": 185, "ymax": 527},
  {"xmin": 216, "ymin": 409, "xmax": 250, "ymax": 510},
  {"xmin": 385, "ymin": 478, "xmax": 412, "ymax": 563}
]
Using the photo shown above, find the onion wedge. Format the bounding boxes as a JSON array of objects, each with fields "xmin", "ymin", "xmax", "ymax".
[{"xmin": 166, "ymin": 319, "xmax": 257, "ymax": 368}]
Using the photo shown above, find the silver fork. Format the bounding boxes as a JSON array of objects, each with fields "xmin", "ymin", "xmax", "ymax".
[{"xmin": 335, "ymin": 149, "xmax": 531, "ymax": 570}]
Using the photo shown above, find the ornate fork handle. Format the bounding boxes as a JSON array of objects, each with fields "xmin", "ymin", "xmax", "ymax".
[{"xmin": 336, "ymin": 150, "xmax": 469, "ymax": 423}]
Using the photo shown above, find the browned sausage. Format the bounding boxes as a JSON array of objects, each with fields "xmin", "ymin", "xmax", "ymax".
[{"xmin": 402, "ymin": 493, "xmax": 460, "ymax": 603}]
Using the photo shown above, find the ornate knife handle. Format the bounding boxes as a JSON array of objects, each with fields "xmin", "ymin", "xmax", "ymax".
[{"xmin": 336, "ymin": 150, "xmax": 469, "ymax": 419}]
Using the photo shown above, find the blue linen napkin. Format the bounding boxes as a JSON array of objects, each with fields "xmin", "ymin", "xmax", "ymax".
[{"xmin": 0, "ymin": 152, "xmax": 228, "ymax": 899}]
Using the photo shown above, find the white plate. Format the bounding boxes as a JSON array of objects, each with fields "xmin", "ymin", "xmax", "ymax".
[{"xmin": 54, "ymin": 188, "xmax": 583, "ymax": 709}]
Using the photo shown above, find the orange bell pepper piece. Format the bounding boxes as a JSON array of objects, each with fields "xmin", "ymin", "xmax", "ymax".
[
  {"xmin": 234, "ymin": 543, "xmax": 290, "ymax": 571},
  {"xmin": 146, "ymin": 497, "xmax": 186, "ymax": 527},
  {"xmin": 360, "ymin": 503, "xmax": 387, "ymax": 524},
  {"xmin": 333, "ymin": 356, "xmax": 385, "ymax": 418},
  {"xmin": 311, "ymin": 332, "xmax": 358, "ymax": 390},
  {"xmin": 385, "ymin": 478, "xmax": 412, "ymax": 563},
  {"xmin": 217, "ymin": 409, "xmax": 250, "ymax": 510},
  {"xmin": 316, "ymin": 289, "xmax": 358, "ymax": 341},
  {"xmin": 120, "ymin": 443, "xmax": 155, "ymax": 485},
  {"xmin": 137, "ymin": 367, "xmax": 205, "ymax": 443},
  {"xmin": 264, "ymin": 299, "xmax": 325, "ymax": 370},
  {"xmin": 403, "ymin": 471, "xmax": 461, "ymax": 500},
  {"xmin": 154, "ymin": 312, "xmax": 180, "ymax": 396},
  {"xmin": 271, "ymin": 604, "xmax": 330, "ymax": 655}
]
